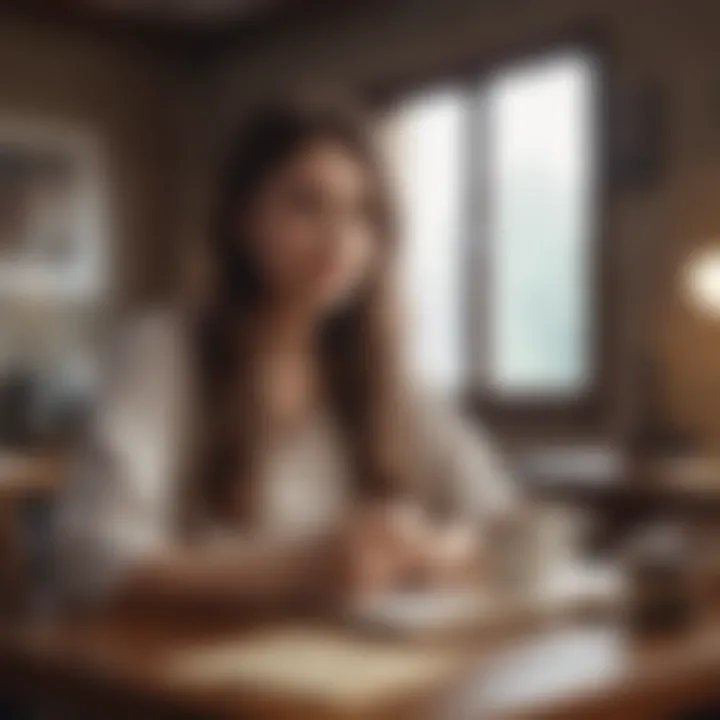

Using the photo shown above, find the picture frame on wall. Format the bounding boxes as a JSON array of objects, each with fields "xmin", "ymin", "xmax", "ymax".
[{"xmin": 0, "ymin": 117, "xmax": 107, "ymax": 302}]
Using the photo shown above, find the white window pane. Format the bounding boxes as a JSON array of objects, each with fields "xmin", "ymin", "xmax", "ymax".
[
  {"xmin": 486, "ymin": 53, "xmax": 597, "ymax": 396},
  {"xmin": 383, "ymin": 89, "xmax": 466, "ymax": 393}
]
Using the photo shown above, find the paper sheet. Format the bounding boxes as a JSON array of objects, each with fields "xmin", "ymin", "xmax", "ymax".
[{"xmin": 165, "ymin": 627, "xmax": 463, "ymax": 709}]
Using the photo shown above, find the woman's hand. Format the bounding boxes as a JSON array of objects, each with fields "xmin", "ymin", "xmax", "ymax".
[
  {"xmin": 422, "ymin": 522, "xmax": 483, "ymax": 587},
  {"xmin": 338, "ymin": 503, "xmax": 482, "ymax": 600}
]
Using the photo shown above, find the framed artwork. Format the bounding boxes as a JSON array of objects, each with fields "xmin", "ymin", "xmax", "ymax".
[{"xmin": 0, "ymin": 118, "xmax": 107, "ymax": 301}]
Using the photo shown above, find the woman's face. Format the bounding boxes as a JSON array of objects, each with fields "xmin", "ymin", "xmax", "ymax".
[{"xmin": 244, "ymin": 138, "xmax": 379, "ymax": 316}]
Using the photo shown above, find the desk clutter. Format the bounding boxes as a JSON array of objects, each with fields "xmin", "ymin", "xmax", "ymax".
[
  {"xmin": 1, "ymin": 566, "xmax": 718, "ymax": 719},
  {"xmin": 162, "ymin": 568, "xmax": 624, "ymax": 713},
  {"xmin": 347, "ymin": 563, "xmax": 623, "ymax": 638}
]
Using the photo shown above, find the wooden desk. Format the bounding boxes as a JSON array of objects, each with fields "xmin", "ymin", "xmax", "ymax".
[{"xmin": 0, "ymin": 606, "xmax": 717, "ymax": 719}]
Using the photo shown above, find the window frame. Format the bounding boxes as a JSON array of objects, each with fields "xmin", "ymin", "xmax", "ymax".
[{"xmin": 371, "ymin": 32, "xmax": 613, "ymax": 434}]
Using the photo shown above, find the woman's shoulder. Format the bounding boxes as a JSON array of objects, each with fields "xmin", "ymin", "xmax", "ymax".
[
  {"xmin": 405, "ymin": 386, "xmax": 518, "ymax": 517},
  {"xmin": 406, "ymin": 386, "xmax": 484, "ymax": 441},
  {"xmin": 404, "ymin": 385, "xmax": 506, "ymax": 478}
]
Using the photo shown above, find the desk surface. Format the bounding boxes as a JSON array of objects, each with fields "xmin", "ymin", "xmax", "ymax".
[{"xmin": 0, "ymin": 605, "xmax": 718, "ymax": 720}]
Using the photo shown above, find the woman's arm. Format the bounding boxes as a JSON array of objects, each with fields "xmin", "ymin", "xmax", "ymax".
[
  {"xmin": 411, "ymin": 393, "xmax": 521, "ymax": 521},
  {"xmin": 406, "ymin": 393, "xmax": 526, "ymax": 586},
  {"xmin": 55, "ymin": 314, "xmax": 356, "ymax": 612},
  {"xmin": 95, "ymin": 505, "xmax": 443, "ymax": 613},
  {"xmin": 55, "ymin": 313, "xmax": 191, "ymax": 605},
  {"xmin": 115, "ymin": 533, "xmax": 346, "ymax": 613},
  {"xmin": 56, "ymin": 315, "xmax": 441, "ymax": 612}
]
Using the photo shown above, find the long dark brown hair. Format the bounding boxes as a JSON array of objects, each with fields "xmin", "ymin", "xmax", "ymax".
[{"xmin": 191, "ymin": 94, "xmax": 412, "ymax": 526}]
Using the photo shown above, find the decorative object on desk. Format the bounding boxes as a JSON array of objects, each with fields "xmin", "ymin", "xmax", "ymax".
[{"xmin": 625, "ymin": 522, "xmax": 694, "ymax": 636}]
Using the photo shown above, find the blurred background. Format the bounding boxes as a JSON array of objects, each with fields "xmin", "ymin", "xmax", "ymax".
[{"xmin": 0, "ymin": 0, "xmax": 719, "ymax": 617}]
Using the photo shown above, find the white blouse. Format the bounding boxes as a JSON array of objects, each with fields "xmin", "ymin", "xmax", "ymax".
[{"xmin": 55, "ymin": 312, "xmax": 518, "ymax": 601}]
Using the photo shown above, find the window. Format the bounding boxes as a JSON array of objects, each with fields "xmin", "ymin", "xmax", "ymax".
[
  {"xmin": 382, "ymin": 50, "xmax": 600, "ymax": 413},
  {"xmin": 383, "ymin": 89, "xmax": 467, "ymax": 393}
]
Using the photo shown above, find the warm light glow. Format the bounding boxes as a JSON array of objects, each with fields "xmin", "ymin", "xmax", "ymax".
[{"xmin": 684, "ymin": 246, "xmax": 720, "ymax": 318}]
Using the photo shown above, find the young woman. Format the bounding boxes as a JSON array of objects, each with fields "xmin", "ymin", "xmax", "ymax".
[{"xmin": 56, "ymin": 95, "xmax": 518, "ymax": 612}]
